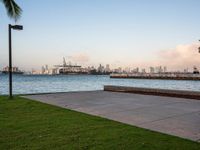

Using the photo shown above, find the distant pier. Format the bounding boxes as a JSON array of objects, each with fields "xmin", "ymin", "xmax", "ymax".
[{"xmin": 110, "ymin": 73, "xmax": 200, "ymax": 80}]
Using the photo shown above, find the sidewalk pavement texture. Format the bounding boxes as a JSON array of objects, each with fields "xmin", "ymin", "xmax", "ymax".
[{"xmin": 24, "ymin": 91, "xmax": 200, "ymax": 142}]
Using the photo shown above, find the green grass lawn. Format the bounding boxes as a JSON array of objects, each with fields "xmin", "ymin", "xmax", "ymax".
[{"xmin": 0, "ymin": 96, "xmax": 200, "ymax": 150}]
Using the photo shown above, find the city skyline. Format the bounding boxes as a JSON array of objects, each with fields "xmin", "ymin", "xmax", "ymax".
[
  {"xmin": 8, "ymin": 60, "xmax": 198, "ymax": 75},
  {"xmin": 0, "ymin": 0, "xmax": 200, "ymax": 70}
]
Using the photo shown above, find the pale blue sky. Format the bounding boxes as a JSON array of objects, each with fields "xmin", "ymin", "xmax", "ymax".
[{"xmin": 0, "ymin": 0, "xmax": 200, "ymax": 70}]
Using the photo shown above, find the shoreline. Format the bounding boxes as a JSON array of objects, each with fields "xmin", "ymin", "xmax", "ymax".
[{"xmin": 110, "ymin": 73, "xmax": 200, "ymax": 80}]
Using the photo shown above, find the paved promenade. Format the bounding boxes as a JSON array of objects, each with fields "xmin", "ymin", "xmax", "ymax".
[{"xmin": 24, "ymin": 91, "xmax": 200, "ymax": 142}]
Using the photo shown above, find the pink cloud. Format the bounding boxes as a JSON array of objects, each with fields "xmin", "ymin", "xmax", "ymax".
[
  {"xmin": 67, "ymin": 53, "xmax": 90, "ymax": 63},
  {"xmin": 156, "ymin": 42, "xmax": 200, "ymax": 70},
  {"xmin": 123, "ymin": 42, "xmax": 200, "ymax": 71}
]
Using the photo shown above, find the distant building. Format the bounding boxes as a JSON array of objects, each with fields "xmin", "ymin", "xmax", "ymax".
[
  {"xmin": 31, "ymin": 69, "xmax": 41, "ymax": 75},
  {"xmin": 2, "ymin": 66, "xmax": 23, "ymax": 74},
  {"xmin": 41, "ymin": 66, "xmax": 45, "ymax": 74},
  {"xmin": 124, "ymin": 67, "xmax": 130, "ymax": 73},
  {"xmin": 97, "ymin": 64, "xmax": 104, "ymax": 73},
  {"xmin": 105, "ymin": 64, "xmax": 110, "ymax": 73},
  {"xmin": 149, "ymin": 67, "xmax": 155, "ymax": 73},
  {"xmin": 155, "ymin": 66, "xmax": 163, "ymax": 73},
  {"xmin": 141, "ymin": 68, "xmax": 146, "ymax": 73},
  {"xmin": 45, "ymin": 65, "xmax": 48, "ymax": 71},
  {"xmin": 132, "ymin": 67, "xmax": 139, "ymax": 73},
  {"xmin": 163, "ymin": 66, "xmax": 167, "ymax": 73},
  {"xmin": 114, "ymin": 67, "xmax": 122, "ymax": 73},
  {"xmin": 46, "ymin": 68, "xmax": 59, "ymax": 75},
  {"xmin": 41, "ymin": 65, "xmax": 50, "ymax": 74}
]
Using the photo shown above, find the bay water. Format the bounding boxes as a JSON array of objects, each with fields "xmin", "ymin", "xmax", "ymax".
[{"xmin": 1, "ymin": 74, "xmax": 200, "ymax": 95}]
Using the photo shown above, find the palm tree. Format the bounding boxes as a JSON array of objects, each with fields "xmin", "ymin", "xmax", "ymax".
[{"xmin": 1, "ymin": 0, "xmax": 22, "ymax": 21}]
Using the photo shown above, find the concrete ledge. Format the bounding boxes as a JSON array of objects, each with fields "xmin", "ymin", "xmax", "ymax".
[{"xmin": 104, "ymin": 85, "xmax": 200, "ymax": 100}]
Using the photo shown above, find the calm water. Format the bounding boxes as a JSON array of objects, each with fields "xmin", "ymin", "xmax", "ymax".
[{"xmin": 1, "ymin": 74, "xmax": 200, "ymax": 95}]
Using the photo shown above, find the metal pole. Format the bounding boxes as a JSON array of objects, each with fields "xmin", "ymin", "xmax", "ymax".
[
  {"xmin": 198, "ymin": 40, "xmax": 200, "ymax": 75},
  {"xmin": 8, "ymin": 24, "xmax": 13, "ymax": 98},
  {"xmin": 199, "ymin": 40, "xmax": 200, "ymax": 53}
]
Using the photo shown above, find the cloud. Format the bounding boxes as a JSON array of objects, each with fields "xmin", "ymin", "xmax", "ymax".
[
  {"xmin": 155, "ymin": 42, "xmax": 200, "ymax": 70},
  {"xmin": 67, "ymin": 53, "xmax": 90, "ymax": 63},
  {"xmin": 121, "ymin": 42, "xmax": 200, "ymax": 71}
]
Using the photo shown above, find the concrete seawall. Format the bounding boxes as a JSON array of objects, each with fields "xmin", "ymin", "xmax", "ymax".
[
  {"xmin": 104, "ymin": 85, "xmax": 200, "ymax": 100},
  {"xmin": 111, "ymin": 76, "xmax": 200, "ymax": 80},
  {"xmin": 110, "ymin": 74, "xmax": 200, "ymax": 80}
]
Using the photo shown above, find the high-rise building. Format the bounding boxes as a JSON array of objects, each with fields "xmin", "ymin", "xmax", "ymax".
[
  {"xmin": 124, "ymin": 67, "xmax": 130, "ymax": 73},
  {"xmin": 141, "ymin": 68, "xmax": 146, "ymax": 73},
  {"xmin": 105, "ymin": 64, "xmax": 110, "ymax": 73},
  {"xmin": 149, "ymin": 67, "xmax": 155, "ymax": 73},
  {"xmin": 132, "ymin": 67, "xmax": 139, "ymax": 73},
  {"xmin": 41, "ymin": 66, "xmax": 45, "ymax": 74},
  {"xmin": 155, "ymin": 66, "xmax": 163, "ymax": 73},
  {"xmin": 45, "ymin": 65, "xmax": 48, "ymax": 71},
  {"xmin": 97, "ymin": 64, "xmax": 104, "ymax": 73},
  {"xmin": 163, "ymin": 66, "xmax": 167, "ymax": 73}
]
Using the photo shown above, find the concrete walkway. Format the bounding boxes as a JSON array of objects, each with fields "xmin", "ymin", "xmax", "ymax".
[{"xmin": 24, "ymin": 91, "xmax": 200, "ymax": 142}]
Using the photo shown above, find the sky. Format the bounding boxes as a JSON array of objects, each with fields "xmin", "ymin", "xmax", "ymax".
[{"xmin": 0, "ymin": 0, "xmax": 200, "ymax": 71}]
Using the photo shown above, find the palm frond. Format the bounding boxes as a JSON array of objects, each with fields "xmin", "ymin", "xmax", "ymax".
[{"xmin": 1, "ymin": 0, "xmax": 22, "ymax": 22}]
